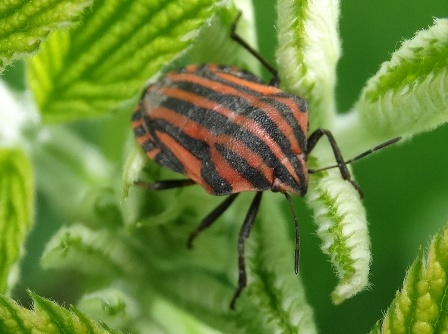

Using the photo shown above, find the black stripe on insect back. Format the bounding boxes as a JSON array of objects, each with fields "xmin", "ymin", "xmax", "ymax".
[
  {"xmin": 178, "ymin": 75, "xmax": 309, "ymax": 187},
  {"xmin": 133, "ymin": 106, "xmax": 158, "ymax": 153},
  {"xmin": 201, "ymin": 70, "xmax": 308, "ymax": 153},
  {"xmin": 171, "ymin": 79, "xmax": 307, "ymax": 164},
  {"xmin": 132, "ymin": 105, "xmax": 147, "ymax": 137},
  {"xmin": 199, "ymin": 66, "xmax": 268, "ymax": 95},
  {"xmin": 176, "ymin": 80, "xmax": 293, "ymax": 140},
  {"xmin": 151, "ymin": 118, "xmax": 210, "ymax": 158},
  {"xmin": 158, "ymin": 90, "xmax": 301, "ymax": 192},
  {"xmin": 138, "ymin": 112, "xmax": 186, "ymax": 174},
  {"xmin": 215, "ymin": 144, "xmax": 272, "ymax": 190},
  {"xmin": 261, "ymin": 94, "xmax": 308, "ymax": 153},
  {"xmin": 159, "ymin": 92, "xmax": 280, "ymax": 165},
  {"xmin": 151, "ymin": 119, "xmax": 233, "ymax": 194},
  {"xmin": 132, "ymin": 106, "xmax": 142, "ymax": 122},
  {"xmin": 193, "ymin": 64, "xmax": 265, "ymax": 86}
]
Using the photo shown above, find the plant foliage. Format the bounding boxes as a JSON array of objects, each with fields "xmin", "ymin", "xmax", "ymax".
[{"xmin": 0, "ymin": 0, "xmax": 447, "ymax": 333}]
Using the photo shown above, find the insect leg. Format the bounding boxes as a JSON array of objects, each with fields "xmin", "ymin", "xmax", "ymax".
[
  {"xmin": 134, "ymin": 179, "xmax": 196, "ymax": 190},
  {"xmin": 187, "ymin": 193, "xmax": 240, "ymax": 249},
  {"xmin": 230, "ymin": 191, "xmax": 263, "ymax": 310},
  {"xmin": 306, "ymin": 129, "xmax": 363, "ymax": 197},
  {"xmin": 230, "ymin": 12, "xmax": 280, "ymax": 87}
]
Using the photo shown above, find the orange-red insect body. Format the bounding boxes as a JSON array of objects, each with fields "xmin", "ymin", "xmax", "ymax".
[
  {"xmin": 132, "ymin": 64, "xmax": 309, "ymax": 197},
  {"xmin": 132, "ymin": 13, "xmax": 400, "ymax": 310}
]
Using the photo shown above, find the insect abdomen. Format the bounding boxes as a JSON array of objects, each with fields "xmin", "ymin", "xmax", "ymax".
[{"xmin": 133, "ymin": 64, "xmax": 309, "ymax": 195}]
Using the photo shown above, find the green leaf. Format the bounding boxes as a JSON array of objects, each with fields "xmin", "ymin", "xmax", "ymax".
[
  {"xmin": 78, "ymin": 288, "xmax": 222, "ymax": 333},
  {"xmin": 370, "ymin": 322, "xmax": 381, "ymax": 334},
  {"xmin": 0, "ymin": 291, "xmax": 122, "ymax": 333},
  {"xmin": 132, "ymin": 190, "xmax": 317, "ymax": 333},
  {"xmin": 0, "ymin": 0, "xmax": 92, "ymax": 72},
  {"xmin": 31, "ymin": 126, "xmax": 115, "ymax": 221},
  {"xmin": 305, "ymin": 156, "xmax": 370, "ymax": 304},
  {"xmin": 371, "ymin": 222, "xmax": 448, "ymax": 333},
  {"xmin": 352, "ymin": 18, "xmax": 448, "ymax": 141},
  {"xmin": 41, "ymin": 224, "xmax": 146, "ymax": 278},
  {"xmin": 46, "ymin": 191, "xmax": 318, "ymax": 333},
  {"xmin": 149, "ymin": 298, "xmax": 223, "ymax": 334},
  {"xmin": 0, "ymin": 148, "xmax": 34, "ymax": 295},
  {"xmin": 77, "ymin": 288, "xmax": 140, "ymax": 331},
  {"xmin": 26, "ymin": 0, "xmax": 223, "ymax": 123},
  {"xmin": 276, "ymin": 0, "xmax": 341, "ymax": 130}
]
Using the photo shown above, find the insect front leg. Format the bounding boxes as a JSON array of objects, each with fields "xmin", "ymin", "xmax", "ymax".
[
  {"xmin": 306, "ymin": 129, "xmax": 363, "ymax": 198},
  {"xmin": 230, "ymin": 191, "xmax": 263, "ymax": 310}
]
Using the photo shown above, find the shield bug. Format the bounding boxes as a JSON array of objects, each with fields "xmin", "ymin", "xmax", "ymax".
[{"xmin": 132, "ymin": 12, "xmax": 400, "ymax": 309}]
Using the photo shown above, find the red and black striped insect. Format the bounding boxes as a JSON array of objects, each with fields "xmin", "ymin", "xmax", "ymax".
[{"xmin": 132, "ymin": 13, "xmax": 400, "ymax": 309}]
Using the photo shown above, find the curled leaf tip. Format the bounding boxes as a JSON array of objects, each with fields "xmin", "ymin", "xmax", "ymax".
[
  {"xmin": 276, "ymin": 0, "xmax": 340, "ymax": 129},
  {"xmin": 306, "ymin": 160, "xmax": 370, "ymax": 304},
  {"xmin": 357, "ymin": 18, "xmax": 448, "ymax": 138}
]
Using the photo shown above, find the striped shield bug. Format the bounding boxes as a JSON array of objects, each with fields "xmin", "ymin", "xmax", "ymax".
[{"xmin": 132, "ymin": 12, "xmax": 401, "ymax": 309}]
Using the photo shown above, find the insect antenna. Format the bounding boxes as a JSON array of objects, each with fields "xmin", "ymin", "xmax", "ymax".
[
  {"xmin": 284, "ymin": 192, "xmax": 300, "ymax": 274},
  {"xmin": 308, "ymin": 137, "xmax": 401, "ymax": 174}
]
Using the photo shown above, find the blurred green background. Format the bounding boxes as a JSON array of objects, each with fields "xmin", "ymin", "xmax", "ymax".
[{"xmin": 3, "ymin": 1, "xmax": 448, "ymax": 333}]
